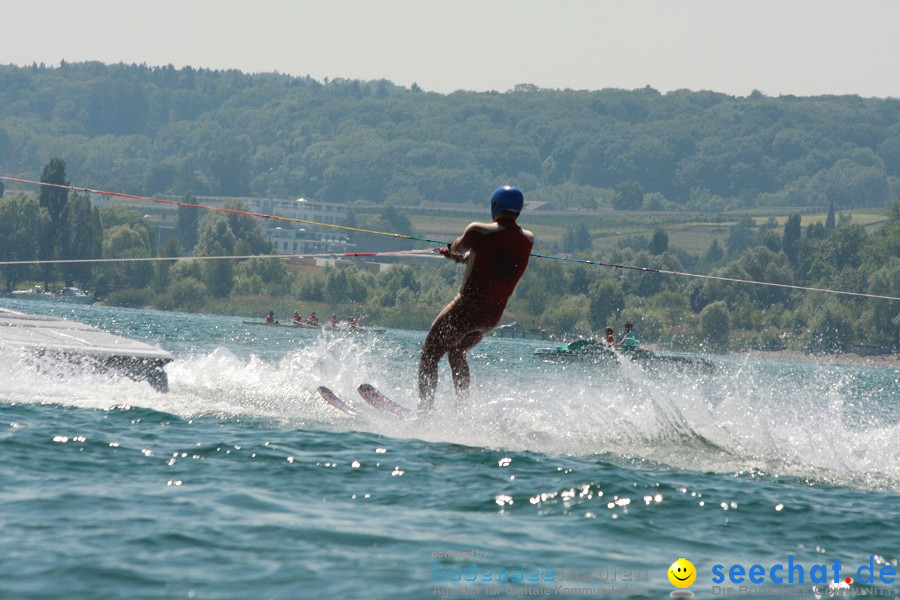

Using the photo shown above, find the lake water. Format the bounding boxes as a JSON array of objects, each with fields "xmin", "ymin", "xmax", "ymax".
[{"xmin": 1, "ymin": 299, "xmax": 898, "ymax": 599}]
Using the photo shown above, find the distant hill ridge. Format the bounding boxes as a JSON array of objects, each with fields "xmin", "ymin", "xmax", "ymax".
[{"xmin": 0, "ymin": 62, "xmax": 897, "ymax": 212}]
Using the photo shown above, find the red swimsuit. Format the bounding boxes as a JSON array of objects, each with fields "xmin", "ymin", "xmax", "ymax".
[
  {"xmin": 456, "ymin": 220, "xmax": 532, "ymax": 326},
  {"xmin": 418, "ymin": 218, "xmax": 533, "ymax": 405}
]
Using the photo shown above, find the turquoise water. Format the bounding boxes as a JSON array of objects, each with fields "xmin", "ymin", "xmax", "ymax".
[{"xmin": 1, "ymin": 299, "xmax": 898, "ymax": 599}]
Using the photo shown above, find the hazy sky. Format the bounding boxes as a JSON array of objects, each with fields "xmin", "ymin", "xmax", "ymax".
[{"xmin": 4, "ymin": 0, "xmax": 899, "ymax": 98}]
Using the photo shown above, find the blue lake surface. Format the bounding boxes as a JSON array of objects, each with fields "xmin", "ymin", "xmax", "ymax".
[{"xmin": 1, "ymin": 299, "xmax": 898, "ymax": 599}]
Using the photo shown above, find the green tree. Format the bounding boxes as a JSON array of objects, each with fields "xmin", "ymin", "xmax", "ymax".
[
  {"xmin": 802, "ymin": 301, "xmax": 853, "ymax": 353},
  {"xmin": 169, "ymin": 277, "xmax": 208, "ymax": 311},
  {"xmin": 762, "ymin": 230, "xmax": 781, "ymax": 253},
  {"xmin": 648, "ymin": 290, "xmax": 690, "ymax": 325},
  {"xmin": 154, "ymin": 236, "xmax": 182, "ymax": 293},
  {"xmin": 700, "ymin": 301, "xmax": 730, "ymax": 350},
  {"xmin": 371, "ymin": 265, "xmax": 419, "ymax": 307},
  {"xmin": 100, "ymin": 206, "xmax": 155, "ymax": 242},
  {"xmin": 824, "ymin": 199, "xmax": 836, "ymax": 235},
  {"xmin": 195, "ymin": 202, "xmax": 272, "ymax": 257},
  {"xmin": 100, "ymin": 224, "xmax": 154, "ymax": 291},
  {"xmin": 587, "ymin": 278, "xmax": 625, "ymax": 331},
  {"xmin": 211, "ymin": 148, "xmax": 250, "ymax": 196},
  {"xmin": 323, "ymin": 267, "xmax": 349, "ymax": 304},
  {"xmin": 223, "ymin": 202, "xmax": 272, "ymax": 255},
  {"xmin": 0, "ymin": 127, "xmax": 10, "ymax": 165},
  {"xmin": 177, "ymin": 193, "xmax": 200, "ymax": 254},
  {"xmin": 145, "ymin": 162, "xmax": 177, "ymax": 195},
  {"xmin": 782, "ymin": 214, "xmax": 802, "ymax": 265},
  {"xmin": 0, "ymin": 195, "xmax": 48, "ymax": 291},
  {"xmin": 649, "ymin": 227, "xmax": 669, "ymax": 255},
  {"xmin": 196, "ymin": 215, "xmax": 236, "ymax": 257},
  {"xmin": 725, "ymin": 216, "xmax": 757, "ymax": 256},
  {"xmin": 203, "ymin": 257, "xmax": 233, "ymax": 299},
  {"xmin": 866, "ymin": 257, "xmax": 900, "ymax": 345},
  {"xmin": 541, "ymin": 294, "xmax": 588, "ymax": 334},
  {"xmin": 361, "ymin": 207, "xmax": 415, "ymax": 252},
  {"xmin": 612, "ymin": 180, "xmax": 643, "ymax": 211},
  {"xmin": 705, "ymin": 238, "xmax": 724, "ymax": 264},
  {"xmin": 60, "ymin": 192, "xmax": 103, "ymax": 288},
  {"xmin": 38, "ymin": 157, "xmax": 69, "ymax": 288},
  {"xmin": 195, "ymin": 217, "xmax": 236, "ymax": 299},
  {"xmin": 174, "ymin": 156, "xmax": 206, "ymax": 195},
  {"xmin": 296, "ymin": 270, "xmax": 326, "ymax": 302},
  {"xmin": 380, "ymin": 206, "xmax": 412, "ymax": 236},
  {"xmin": 193, "ymin": 202, "xmax": 272, "ymax": 298},
  {"xmin": 232, "ymin": 256, "xmax": 289, "ymax": 296},
  {"xmin": 561, "ymin": 223, "xmax": 592, "ymax": 253}
]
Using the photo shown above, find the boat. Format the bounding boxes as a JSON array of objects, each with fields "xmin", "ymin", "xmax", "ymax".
[
  {"xmin": 243, "ymin": 320, "xmax": 321, "ymax": 329},
  {"xmin": 533, "ymin": 338, "xmax": 714, "ymax": 369},
  {"xmin": 242, "ymin": 320, "xmax": 385, "ymax": 334},
  {"xmin": 490, "ymin": 321, "xmax": 548, "ymax": 340},
  {"xmin": 6, "ymin": 286, "xmax": 95, "ymax": 305},
  {"xmin": 0, "ymin": 307, "xmax": 172, "ymax": 391}
]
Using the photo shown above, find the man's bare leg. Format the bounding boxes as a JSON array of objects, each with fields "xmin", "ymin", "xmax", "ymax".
[
  {"xmin": 419, "ymin": 299, "xmax": 486, "ymax": 411},
  {"xmin": 418, "ymin": 304, "xmax": 461, "ymax": 410},
  {"xmin": 448, "ymin": 331, "xmax": 483, "ymax": 397},
  {"xmin": 418, "ymin": 344, "xmax": 441, "ymax": 410}
]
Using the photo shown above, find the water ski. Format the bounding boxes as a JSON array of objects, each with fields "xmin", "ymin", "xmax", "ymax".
[
  {"xmin": 356, "ymin": 384, "xmax": 412, "ymax": 419},
  {"xmin": 316, "ymin": 385, "xmax": 358, "ymax": 416}
]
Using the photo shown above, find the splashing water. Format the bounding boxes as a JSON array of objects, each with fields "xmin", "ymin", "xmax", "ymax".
[{"xmin": 3, "ymin": 308, "xmax": 897, "ymax": 492}]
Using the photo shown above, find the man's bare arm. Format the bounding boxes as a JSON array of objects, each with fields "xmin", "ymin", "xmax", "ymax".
[{"xmin": 450, "ymin": 222, "xmax": 494, "ymax": 255}]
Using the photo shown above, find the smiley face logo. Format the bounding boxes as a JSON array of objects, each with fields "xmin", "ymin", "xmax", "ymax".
[{"xmin": 668, "ymin": 558, "xmax": 697, "ymax": 588}]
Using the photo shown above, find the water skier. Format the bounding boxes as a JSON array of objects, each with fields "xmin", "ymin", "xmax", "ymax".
[{"xmin": 418, "ymin": 186, "xmax": 534, "ymax": 411}]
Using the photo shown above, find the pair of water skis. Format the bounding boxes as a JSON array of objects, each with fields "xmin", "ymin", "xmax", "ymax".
[{"xmin": 316, "ymin": 384, "xmax": 413, "ymax": 419}]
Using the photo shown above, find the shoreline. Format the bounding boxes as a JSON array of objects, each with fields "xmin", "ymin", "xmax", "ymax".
[{"xmin": 734, "ymin": 349, "xmax": 899, "ymax": 370}]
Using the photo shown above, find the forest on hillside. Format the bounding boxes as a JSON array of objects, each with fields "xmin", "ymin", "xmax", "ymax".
[
  {"xmin": 0, "ymin": 62, "xmax": 898, "ymax": 212},
  {"xmin": 0, "ymin": 64, "xmax": 898, "ymax": 353},
  {"xmin": 2, "ymin": 157, "xmax": 898, "ymax": 353}
]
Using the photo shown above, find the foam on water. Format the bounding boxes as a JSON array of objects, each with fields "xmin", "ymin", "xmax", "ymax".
[{"xmin": 3, "ymin": 328, "xmax": 898, "ymax": 492}]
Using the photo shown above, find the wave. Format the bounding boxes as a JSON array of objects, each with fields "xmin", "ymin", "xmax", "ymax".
[{"xmin": 2, "ymin": 332, "xmax": 898, "ymax": 491}]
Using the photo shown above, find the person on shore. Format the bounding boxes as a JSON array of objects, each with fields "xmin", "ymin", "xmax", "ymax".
[{"xmin": 418, "ymin": 186, "xmax": 534, "ymax": 411}]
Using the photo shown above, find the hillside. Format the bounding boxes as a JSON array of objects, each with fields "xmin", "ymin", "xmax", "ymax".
[{"xmin": 1, "ymin": 62, "xmax": 898, "ymax": 213}]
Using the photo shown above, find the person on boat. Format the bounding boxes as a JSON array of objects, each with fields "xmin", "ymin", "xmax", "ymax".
[
  {"xmin": 617, "ymin": 321, "xmax": 640, "ymax": 350},
  {"xmin": 418, "ymin": 186, "xmax": 534, "ymax": 411},
  {"xmin": 604, "ymin": 326, "xmax": 616, "ymax": 346},
  {"xmin": 329, "ymin": 314, "xmax": 339, "ymax": 327},
  {"xmin": 307, "ymin": 312, "xmax": 320, "ymax": 326},
  {"xmin": 265, "ymin": 311, "xmax": 275, "ymax": 324},
  {"xmin": 292, "ymin": 311, "xmax": 303, "ymax": 324},
  {"xmin": 348, "ymin": 317, "xmax": 358, "ymax": 329}
]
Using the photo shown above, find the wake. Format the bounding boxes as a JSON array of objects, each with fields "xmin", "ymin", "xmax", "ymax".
[{"xmin": 3, "ymin": 333, "xmax": 899, "ymax": 491}]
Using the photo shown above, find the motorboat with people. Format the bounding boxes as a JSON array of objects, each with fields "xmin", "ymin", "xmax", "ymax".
[{"xmin": 533, "ymin": 336, "xmax": 713, "ymax": 370}]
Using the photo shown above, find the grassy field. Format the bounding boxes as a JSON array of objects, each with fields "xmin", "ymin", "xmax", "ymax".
[
  {"xmin": 332, "ymin": 203, "xmax": 890, "ymax": 259},
  {"xmin": 527, "ymin": 209, "xmax": 889, "ymax": 255},
  {"xmin": 402, "ymin": 207, "xmax": 890, "ymax": 257}
]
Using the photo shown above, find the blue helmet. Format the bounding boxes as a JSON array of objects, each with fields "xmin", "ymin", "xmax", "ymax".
[{"xmin": 490, "ymin": 186, "xmax": 524, "ymax": 218}]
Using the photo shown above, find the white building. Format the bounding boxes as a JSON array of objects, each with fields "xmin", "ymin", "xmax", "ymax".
[{"xmin": 246, "ymin": 197, "xmax": 354, "ymax": 255}]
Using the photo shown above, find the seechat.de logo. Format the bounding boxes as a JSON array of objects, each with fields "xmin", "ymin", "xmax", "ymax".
[{"xmin": 668, "ymin": 558, "xmax": 697, "ymax": 597}]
